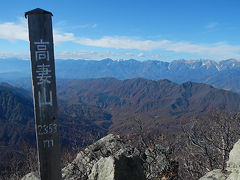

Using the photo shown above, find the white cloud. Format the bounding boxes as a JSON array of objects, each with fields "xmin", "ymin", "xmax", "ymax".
[
  {"xmin": 55, "ymin": 50, "xmax": 134, "ymax": 60},
  {"xmin": 138, "ymin": 52, "xmax": 145, "ymax": 57},
  {"xmin": 56, "ymin": 51, "xmax": 99, "ymax": 60},
  {"xmin": 0, "ymin": 19, "xmax": 240, "ymax": 60},
  {"xmin": 74, "ymin": 36, "xmax": 240, "ymax": 60},
  {"xmin": 0, "ymin": 18, "xmax": 76, "ymax": 44},
  {"xmin": 0, "ymin": 51, "xmax": 29, "ymax": 59},
  {"xmin": 163, "ymin": 41, "xmax": 240, "ymax": 59},
  {"xmin": 102, "ymin": 51, "xmax": 134, "ymax": 58},
  {"xmin": 151, "ymin": 54, "xmax": 163, "ymax": 59},
  {"xmin": 53, "ymin": 30, "xmax": 75, "ymax": 43},
  {"xmin": 0, "ymin": 17, "xmax": 28, "ymax": 41},
  {"xmin": 69, "ymin": 23, "xmax": 97, "ymax": 29},
  {"xmin": 75, "ymin": 36, "xmax": 170, "ymax": 51}
]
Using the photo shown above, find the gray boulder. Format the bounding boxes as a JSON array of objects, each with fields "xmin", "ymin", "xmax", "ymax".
[
  {"xmin": 227, "ymin": 138, "xmax": 240, "ymax": 169},
  {"xmin": 62, "ymin": 133, "xmax": 145, "ymax": 180},
  {"xmin": 88, "ymin": 157, "xmax": 115, "ymax": 180},
  {"xmin": 88, "ymin": 155, "xmax": 146, "ymax": 180},
  {"xmin": 22, "ymin": 134, "xmax": 177, "ymax": 180},
  {"xmin": 21, "ymin": 172, "xmax": 40, "ymax": 180},
  {"xmin": 200, "ymin": 139, "xmax": 240, "ymax": 180}
]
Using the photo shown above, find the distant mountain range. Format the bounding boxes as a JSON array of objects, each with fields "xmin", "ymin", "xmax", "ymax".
[{"xmin": 0, "ymin": 58, "xmax": 240, "ymax": 93}]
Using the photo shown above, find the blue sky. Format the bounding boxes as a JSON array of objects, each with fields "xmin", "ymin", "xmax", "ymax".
[{"xmin": 0, "ymin": 0, "xmax": 240, "ymax": 61}]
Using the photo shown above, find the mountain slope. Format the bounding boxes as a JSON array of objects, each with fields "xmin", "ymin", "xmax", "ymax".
[
  {"xmin": 0, "ymin": 83, "xmax": 34, "ymax": 147},
  {"xmin": 0, "ymin": 84, "xmax": 112, "ymax": 151},
  {"xmin": 0, "ymin": 83, "xmax": 114, "ymax": 176},
  {"xmin": 57, "ymin": 78, "xmax": 240, "ymax": 135}
]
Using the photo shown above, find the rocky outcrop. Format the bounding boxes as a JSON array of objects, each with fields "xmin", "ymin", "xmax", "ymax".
[
  {"xmin": 61, "ymin": 134, "xmax": 145, "ymax": 180},
  {"xmin": 21, "ymin": 134, "xmax": 177, "ymax": 180},
  {"xmin": 88, "ymin": 155, "xmax": 146, "ymax": 180},
  {"xmin": 200, "ymin": 139, "xmax": 240, "ymax": 180},
  {"xmin": 21, "ymin": 172, "xmax": 40, "ymax": 180},
  {"xmin": 88, "ymin": 156, "xmax": 115, "ymax": 180}
]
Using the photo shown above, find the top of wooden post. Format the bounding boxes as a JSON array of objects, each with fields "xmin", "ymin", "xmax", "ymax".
[{"xmin": 25, "ymin": 8, "xmax": 53, "ymax": 18}]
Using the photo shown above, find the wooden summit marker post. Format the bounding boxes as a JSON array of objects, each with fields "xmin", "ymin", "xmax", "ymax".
[{"xmin": 25, "ymin": 8, "xmax": 62, "ymax": 180}]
